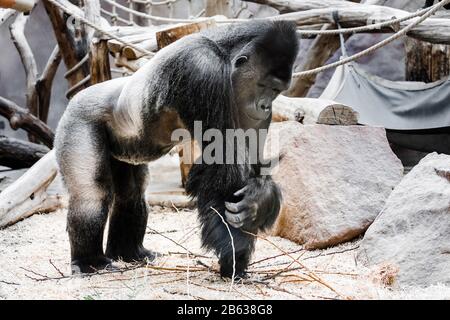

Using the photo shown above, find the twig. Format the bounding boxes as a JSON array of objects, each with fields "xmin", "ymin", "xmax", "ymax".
[
  {"xmin": 249, "ymin": 247, "xmax": 304, "ymax": 266},
  {"xmin": 248, "ymin": 279, "xmax": 304, "ymax": 299},
  {"xmin": 171, "ymin": 201, "xmax": 180, "ymax": 214},
  {"xmin": 0, "ymin": 96, "xmax": 54, "ymax": 148},
  {"xmin": 20, "ymin": 264, "xmax": 144, "ymax": 282},
  {"xmin": 48, "ymin": 259, "xmax": 65, "ymax": 277},
  {"xmin": 210, "ymin": 206, "xmax": 236, "ymax": 292},
  {"xmin": 242, "ymin": 230, "xmax": 347, "ymax": 299},
  {"xmin": 0, "ymin": 279, "xmax": 20, "ymax": 286},
  {"xmin": 303, "ymin": 246, "xmax": 360, "ymax": 260},
  {"xmin": 146, "ymin": 226, "xmax": 205, "ymax": 258},
  {"xmin": 145, "ymin": 265, "xmax": 207, "ymax": 272},
  {"xmin": 168, "ymin": 251, "xmax": 212, "ymax": 259}
]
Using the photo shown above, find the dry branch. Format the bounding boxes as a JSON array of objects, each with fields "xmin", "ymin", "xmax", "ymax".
[
  {"xmin": 0, "ymin": 150, "xmax": 62, "ymax": 228},
  {"xmin": 0, "ymin": 8, "xmax": 17, "ymax": 26},
  {"xmin": 43, "ymin": 0, "xmax": 88, "ymax": 93},
  {"xmin": 9, "ymin": 13, "xmax": 38, "ymax": 118},
  {"xmin": 36, "ymin": 45, "xmax": 62, "ymax": 123},
  {"xmin": 0, "ymin": 96, "xmax": 54, "ymax": 148},
  {"xmin": 246, "ymin": 0, "xmax": 450, "ymax": 45},
  {"xmin": 156, "ymin": 20, "xmax": 217, "ymax": 49},
  {"xmin": 0, "ymin": 136, "xmax": 49, "ymax": 169}
]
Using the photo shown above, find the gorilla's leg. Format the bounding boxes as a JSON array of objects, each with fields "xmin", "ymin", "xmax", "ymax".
[
  {"xmin": 105, "ymin": 159, "xmax": 157, "ymax": 262},
  {"xmin": 199, "ymin": 200, "xmax": 256, "ymax": 278},
  {"xmin": 56, "ymin": 125, "xmax": 114, "ymax": 274}
]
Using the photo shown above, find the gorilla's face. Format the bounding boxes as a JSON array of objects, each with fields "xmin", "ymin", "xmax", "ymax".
[{"xmin": 231, "ymin": 41, "xmax": 294, "ymax": 128}]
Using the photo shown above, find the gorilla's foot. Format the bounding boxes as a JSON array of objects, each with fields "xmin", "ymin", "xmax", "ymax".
[
  {"xmin": 219, "ymin": 255, "xmax": 249, "ymax": 280},
  {"xmin": 71, "ymin": 255, "xmax": 116, "ymax": 274},
  {"xmin": 106, "ymin": 245, "xmax": 160, "ymax": 263},
  {"xmin": 219, "ymin": 263, "xmax": 248, "ymax": 280}
]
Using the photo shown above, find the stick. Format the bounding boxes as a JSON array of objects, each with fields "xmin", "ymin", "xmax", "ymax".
[{"xmin": 210, "ymin": 206, "xmax": 236, "ymax": 292}]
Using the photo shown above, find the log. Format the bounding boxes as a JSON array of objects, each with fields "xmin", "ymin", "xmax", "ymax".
[
  {"xmin": 243, "ymin": 0, "xmax": 361, "ymax": 13},
  {"xmin": 0, "ymin": 0, "xmax": 35, "ymax": 12},
  {"xmin": 244, "ymin": 0, "xmax": 450, "ymax": 45},
  {"xmin": 205, "ymin": 0, "xmax": 232, "ymax": 17},
  {"xmin": 272, "ymin": 95, "xmax": 359, "ymax": 125},
  {"xmin": 0, "ymin": 96, "xmax": 54, "ymax": 148},
  {"xmin": 405, "ymin": 38, "xmax": 450, "ymax": 82},
  {"xmin": 0, "ymin": 8, "xmax": 16, "ymax": 26},
  {"xmin": 0, "ymin": 150, "xmax": 60, "ymax": 228},
  {"xmin": 107, "ymin": 31, "xmax": 158, "ymax": 56},
  {"xmin": 35, "ymin": 45, "xmax": 61, "ymax": 123},
  {"xmin": 114, "ymin": 55, "xmax": 149, "ymax": 72},
  {"xmin": 89, "ymin": 38, "xmax": 111, "ymax": 85},
  {"xmin": 156, "ymin": 19, "xmax": 217, "ymax": 49},
  {"xmin": 10, "ymin": 13, "xmax": 38, "ymax": 118},
  {"xmin": 43, "ymin": 0, "xmax": 88, "ymax": 94},
  {"xmin": 123, "ymin": 40, "xmax": 158, "ymax": 60},
  {"xmin": 0, "ymin": 136, "xmax": 49, "ymax": 169},
  {"xmin": 286, "ymin": 0, "xmax": 362, "ymax": 97}
]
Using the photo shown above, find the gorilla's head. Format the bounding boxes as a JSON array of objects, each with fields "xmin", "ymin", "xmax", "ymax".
[{"xmin": 229, "ymin": 20, "xmax": 298, "ymax": 127}]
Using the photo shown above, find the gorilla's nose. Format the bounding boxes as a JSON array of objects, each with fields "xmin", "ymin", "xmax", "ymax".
[
  {"xmin": 257, "ymin": 98, "xmax": 272, "ymax": 112},
  {"xmin": 260, "ymin": 103, "xmax": 271, "ymax": 111}
]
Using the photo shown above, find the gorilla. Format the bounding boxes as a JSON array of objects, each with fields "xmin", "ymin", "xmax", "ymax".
[{"xmin": 54, "ymin": 20, "xmax": 299, "ymax": 277}]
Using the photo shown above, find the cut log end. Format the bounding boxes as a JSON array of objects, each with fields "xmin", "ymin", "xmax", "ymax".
[{"xmin": 316, "ymin": 104, "xmax": 359, "ymax": 125}]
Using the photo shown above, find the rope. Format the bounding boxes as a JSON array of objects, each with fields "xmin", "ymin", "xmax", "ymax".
[
  {"xmin": 130, "ymin": 0, "xmax": 180, "ymax": 6},
  {"xmin": 293, "ymin": 0, "xmax": 450, "ymax": 78},
  {"xmin": 101, "ymin": 0, "xmax": 246, "ymax": 24},
  {"xmin": 46, "ymin": 0, "xmax": 155, "ymax": 57},
  {"xmin": 47, "ymin": 0, "xmax": 450, "ymax": 78},
  {"xmin": 294, "ymin": 3, "xmax": 443, "ymax": 36},
  {"xmin": 102, "ymin": 0, "xmax": 204, "ymax": 23}
]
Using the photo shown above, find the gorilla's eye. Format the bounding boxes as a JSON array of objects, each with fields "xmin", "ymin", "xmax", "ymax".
[{"xmin": 234, "ymin": 55, "xmax": 248, "ymax": 68}]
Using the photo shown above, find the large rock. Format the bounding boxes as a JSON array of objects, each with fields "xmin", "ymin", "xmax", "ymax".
[
  {"xmin": 357, "ymin": 153, "xmax": 450, "ymax": 287},
  {"xmin": 266, "ymin": 122, "xmax": 403, "ymax": 249}
]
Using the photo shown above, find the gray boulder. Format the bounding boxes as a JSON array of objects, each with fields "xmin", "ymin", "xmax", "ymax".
[{"xmin": 358, "ymin": 153, "xmax": 450, "ymax": 287}]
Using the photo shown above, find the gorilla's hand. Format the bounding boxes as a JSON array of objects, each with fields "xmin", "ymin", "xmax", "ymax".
[{"xmin": 224, "ymin": 176, "xmax": 282, "ymax": 231}]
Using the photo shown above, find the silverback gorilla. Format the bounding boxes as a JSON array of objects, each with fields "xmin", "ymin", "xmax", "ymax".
[{"xmin": 54, "ymin": 20, "xmax": 299, "ymax": 277}]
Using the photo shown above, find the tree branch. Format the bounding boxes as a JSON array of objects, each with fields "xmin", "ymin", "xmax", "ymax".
[
  {"xmin": 244, "ymin": 0, "xmax": 450, "ymax": 44},
  {"xmin": 0, "ymin": 8, "xmax": 17, "ymax": 27},
  {"xmin": 36, "ymin": 45, "xmax": 62, "ymax": 123},
  {"xmin": 43, "ymin": 0, "xmax": 88, "ymax": 93},
  {"xmin": 0, "ymin": 136, "xmax": 50, "ymax": 169},
  {"xmin": 9, "ymin": 13, "xmax": 39, "ymax": 116},
  {"xmin": 0, "ymin": 96, "xmax": 54, "ymax": 148}
]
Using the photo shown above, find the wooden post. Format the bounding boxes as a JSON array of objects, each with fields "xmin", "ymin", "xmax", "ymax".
[
  {"xmin": 43, "ymin": 0, "xmax": 88, "ymax": 92},
  {"xmin": 205, "ymin": 0, "xmax": 231, "ymax": 17},
  {"xmin": 405, "ymin": 38, "xmax": 450, "ymax": 82},
  {"xmin": 89, "ymin": 38, "xmax": 111, "ymax": 84},
  {"xmin": 156, "ymin": 19, "xmax": 217, "ymax": 49}
]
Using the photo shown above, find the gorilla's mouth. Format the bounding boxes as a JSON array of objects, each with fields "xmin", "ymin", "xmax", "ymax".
[{"xmin": 244, "ymin": 102, "xmax": 272, "ymax": 121}]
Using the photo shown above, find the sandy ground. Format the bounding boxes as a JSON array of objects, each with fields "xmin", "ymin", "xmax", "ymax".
[{"xmin": 1, "ymin": 206, "xmax": 450, "ymax": 300}]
